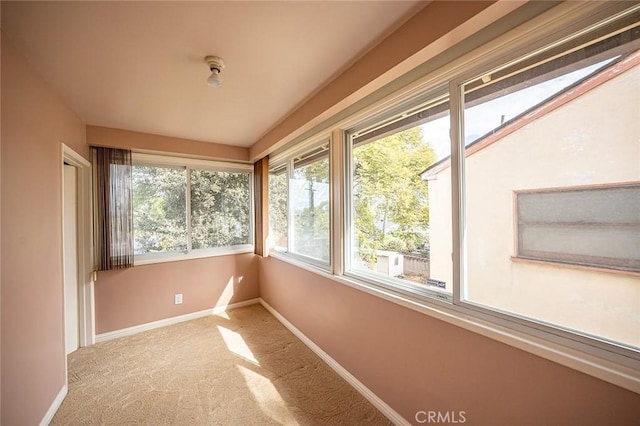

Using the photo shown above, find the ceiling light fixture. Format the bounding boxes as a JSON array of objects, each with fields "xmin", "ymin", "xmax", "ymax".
[{"xmin": 205, "ymin": 55, "xmax": 225, "ymax": 88}]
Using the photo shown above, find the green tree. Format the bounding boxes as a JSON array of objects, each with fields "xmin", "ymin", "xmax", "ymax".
[
  {"xmin": 353, "ymin": 126, "xmax": 435, "ymax": 264},
  {"xmin": 132, "ymin": 166, "xmax": 187, "ymax": 253},
  {"xmin": 190, "ymin": 170, "xmax": 250, "ymax": 249},
  {"xmin": 268, "ymin": 170, "xmax": 288, "ymax": 247}
]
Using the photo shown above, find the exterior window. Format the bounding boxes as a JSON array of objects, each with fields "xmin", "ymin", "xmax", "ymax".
[
  {"xmin": 268, "ymin": 142, "xmax": 331, "ymax": 267},
  {"xmin": 291, "ymin": 152, "xmax": 330, "ymax": 262},
  {"xmin": 516, "ymin": 185, "xmax": 640, "ymax": 272},
  {"xmin": 458, "ymin": 20, "xmax": 640, "ymax": 349},
  {"xmin": 133, "ymin": 165, "xmax": 187, "ymax": 254},
  {"xmin": 268, "ymin": 164, "xmax": 288, "ymax": 252},
  {"xmin": 190, "ymin": 170, "xmax": 251, "ymax": 249},
  {"xmin": 266, "ymin": 3, "xmax": 640, "ymax": 375},
  {"xmin": 348, "ymin": 94, "xmax": 452, "ymax": 296},
  {"xmin": 132, "ymin": 155, "xmax": 253, "ymax": 260}
]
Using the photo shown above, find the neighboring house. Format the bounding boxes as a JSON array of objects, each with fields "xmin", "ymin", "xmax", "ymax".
[{"xmin": 421, "ymin": 51, "xmax": 640, "ymax": 349}]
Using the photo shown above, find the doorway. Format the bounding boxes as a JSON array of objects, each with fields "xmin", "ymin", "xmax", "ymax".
[
  {"xmin": 61, "ymin": 144, "xmax": 94, "ymax": 354},
  {"xmin": 63, "ymin": 163, "xmax": 79, "ymax": 354}
]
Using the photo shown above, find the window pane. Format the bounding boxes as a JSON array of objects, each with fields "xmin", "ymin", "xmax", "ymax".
[
  {"xmin": 291, "ymin": 154, "xmax": 330, "ymax": 262},
  {"xmin": 350, "ymin": 103, "xmax": 452, "ymax": 293},
  {"xmin": 268, "ymin": 166, "xmax": 288, "ymax": 251},
  {"xmin": 132, "ymin": 165, "xmax": 187, "ymax": 254},
  {"xmin": 190, "ymin": 170, "xmax": 250, "ymax": 249},
  {"xmin": 517, "ymin": 186, "xmax": 640, "ymax": 270},
  {"xmin": 461, "ymin": 25, "xmax": 640, "ymax": 349}
]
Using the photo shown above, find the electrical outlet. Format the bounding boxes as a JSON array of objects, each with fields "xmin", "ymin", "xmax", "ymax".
[{"xmin": 174, "ymin": 293, "xmax": 183, "ymax": 304}]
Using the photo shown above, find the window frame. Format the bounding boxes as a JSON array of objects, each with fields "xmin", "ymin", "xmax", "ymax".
[
  {"xmin": 268, "ymin": 137, "xmax": 332, "ymax": 271},
  {"xmin": 343, "ymin": 86, "xmax": 453, "ymax": 303},
  {"xmin": 265, "ymin": 1, "xmax": 640, "ymax": 393},
  {"xmin": 132, "ymin": 153, "xmax": 254, "ymax": 265},
  {"xmin": 513, "ymin": 182, "xmax": 640, "ymax": 273}
]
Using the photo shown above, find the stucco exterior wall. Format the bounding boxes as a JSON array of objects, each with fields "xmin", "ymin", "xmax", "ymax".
[{"xmin": 428, "ymin": 62, "xmax": 640, "ymax": 348}]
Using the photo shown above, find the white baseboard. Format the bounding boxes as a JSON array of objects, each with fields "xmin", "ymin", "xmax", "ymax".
[
  {"xmin": 95, "ymin": 298, "xmax": 260, "ymax": 343},
  {"xmin": 40, "ymin": 384, "xmax": 68, "ymax": 426},
  {"xmin": 259, "ymin": 298, "xmax": 410, "ymax": 426}
]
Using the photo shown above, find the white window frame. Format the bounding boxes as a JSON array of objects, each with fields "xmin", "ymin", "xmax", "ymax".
[
  {"xmin": 266, "ymin": 1, "xmax": 640, "ymax": 393},
  {"xmin": 268, "ymin": 136, "xmax": 332, "ymax": 271},
  {"xmin": 132, "ymin": 153, "xmax": 254, "ymax": 265},
  {"xmin": 343, "ymin": 86, "xmax": 453, "ymax": 303}
]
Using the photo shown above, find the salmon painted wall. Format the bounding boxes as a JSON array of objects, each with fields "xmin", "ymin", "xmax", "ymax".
[
  {"xmin": 95, "ymin": 254, "xmax": 258, "ymax": 334},
  {"xmin": 249, "ymin": 1, "xmax": 518, "ymax": 161},
  {"xmin": 259, "ymin": 257, "xmax": 640, "ymax": 425},
  {"xmin": 87, "ymin": 125, "xmax": 249, "ymax": 163},
  {"xmin": 85, "ymin": 128, "xmax": 259, "ymax": 335},
  {"xmin": 1, "ymin": 35, "xmax": 88, "ymax": 425}
]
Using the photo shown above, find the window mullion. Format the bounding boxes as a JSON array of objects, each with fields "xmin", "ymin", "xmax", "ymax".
[
  {"xmin": 450, "ymin": 80, "xmax": 465, "ymax": 306},
  {"xmin": 330, "ymin": 129, "xmax": 343, "ymax": 275},
  {"xmin": 286, "ymin": 159, "xmax": 294, "ymax": 253},
  {"xmin": 186, "ymin": 166, "xmax": 192, "ymax": 253}
]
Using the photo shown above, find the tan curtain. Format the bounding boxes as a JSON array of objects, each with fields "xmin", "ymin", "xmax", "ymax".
[{"xmin": 92, "ymin": 147, "xmax": 134, "ymax": 270}]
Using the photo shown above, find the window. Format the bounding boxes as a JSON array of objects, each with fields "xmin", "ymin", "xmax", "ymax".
[
  {"xmin": 133, "ymin": 165, "xmax": 187, "ymax": 254},
  {"xmin": 190, "ymin": 169, "xmax": 251, "ymax": 249},
  {"xmin": 132, "ymin": 154, "xmax": 253, "ymax": 261},
  {"xmin": 268, "ymin": 141, "xmax": 331, "ymax": 267},
  {"xmin": 268, "ymin": 164, "xmax": 288, "ymax": 252},
  {"xmin": 460, "ymin": 9, "xmax": 640, "ymax": 350},
  {"xmin": 265, "ymin": 2, "xmax": 640, "ymax": 388},
  {"xmin": 515, "ymin": 184, "xmax": 640, "ymax": 272},
  {"xmin": 346, "ymin": 93, "xmax": 452, "ymax": 297}
]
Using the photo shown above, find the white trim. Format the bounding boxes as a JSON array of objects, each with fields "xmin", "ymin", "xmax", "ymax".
[
  {"xmin": 39, "ymin": 385, "xmax": 67, "ymax": 426},
  {"xmin": 134, "ymin": 245, "xmax": 254, "ymax": 266},
  {"xmin": 61, "ymin": 143, "xmax": 95, "ymax": 348},
  {"xmin": 94, "ymin": 299, "xmax": 260, "ymax": 343},
  {"xmin": 132, "ymin": 152, "xmax": 253, "ymax": 171},
  {"xmin": 260, "ymin": 298, "xmax": 410, "ymax": 426}
]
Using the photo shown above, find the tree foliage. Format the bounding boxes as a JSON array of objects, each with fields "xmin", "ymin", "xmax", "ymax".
[
  {"xmin": 132, "ymin": 166, "xmax": 187, "ymax": 254},
  {"xmin": 132, "ymin": 166, "xmax": 250, "ymax": 254},
  {"xmin": 353, "ymin": 126, "xmax": 435, "ymax": 264},
  {"xmin": 190, "ymin": 170, "xmax": 250, "ymax": 249},
  {"xmin": 267, "ymin": 128, "xmax": 435, "ymax": 267}
]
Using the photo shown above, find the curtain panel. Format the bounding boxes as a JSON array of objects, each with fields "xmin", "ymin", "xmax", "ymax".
[{"xmin": 92, "ymin": 147, "xmax": 134, "ymax": 270}]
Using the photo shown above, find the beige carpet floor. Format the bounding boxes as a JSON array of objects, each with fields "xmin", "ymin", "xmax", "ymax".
[{"xmin": 52, "ymin": 304, "xmax": 392, "ymax": 425}]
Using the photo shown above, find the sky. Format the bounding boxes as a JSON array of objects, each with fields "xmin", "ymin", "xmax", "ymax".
[{"xmin": 421, "ymin": 59, "xmax": 615, "ymax": 161}]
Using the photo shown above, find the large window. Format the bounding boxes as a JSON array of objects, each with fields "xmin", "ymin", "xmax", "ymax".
[
  {"xmin": 268, "ymin": 142, "xmax": 331, "ymax": 267},
  {"xmin": 132, "ymin": 154, "xmax": 252, "ymax": 261},
  {"xmin": 265, "ymin": 2, "xmax": 640, "ymax": 385},
  {"xmin": 459, "ymin": 9, "xmax": 640, "ymax": 349},
  {"xmin": 346, "ymin": 93, "xmax": 452, "ymax": 297}
]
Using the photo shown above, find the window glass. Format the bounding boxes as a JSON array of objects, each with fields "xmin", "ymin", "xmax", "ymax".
[
  {"xmin": 291, "ymin": 153, "xmax": 330, "ymax": 262},
  {"xmin": 349, "ymin": 96, "xmax": 452, "ymax": 294},
  {"xmin": 516, "ymin": 185, "xmax": 640, "ymax": 271},
  {"xmin": 191, "ymin": 169, "xmax": 251, "ymax": 249},
  {"xmin": 461, "ymin": 25, "xmax": 640, "ymax": 349},
  {"xmin": 132, "ymin": 165, "xmax": 187, "ymax": 254},
  {"xmin": 268, "ymin": 165, "xmax": 288, "ymax": 252}
]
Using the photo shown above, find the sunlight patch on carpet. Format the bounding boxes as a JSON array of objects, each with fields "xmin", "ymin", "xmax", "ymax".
[{"xmin": 217, "ymin": 325, "xmax": 260, "ymax": 365}]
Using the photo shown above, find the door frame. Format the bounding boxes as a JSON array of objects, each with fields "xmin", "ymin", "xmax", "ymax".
[{"xmin": 61, "ymin": 143, "xmax": 94, "ymax": 348}]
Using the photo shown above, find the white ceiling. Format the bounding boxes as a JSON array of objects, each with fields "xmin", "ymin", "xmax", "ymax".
[{"xmin": 2, "ymin": 1, "xmax": 425, "ymax": 147}]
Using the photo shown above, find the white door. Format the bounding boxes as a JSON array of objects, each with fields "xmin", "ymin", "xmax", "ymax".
[{"xmin": 63, "ymin": 164, "xmax": 79, "ymax": 354}]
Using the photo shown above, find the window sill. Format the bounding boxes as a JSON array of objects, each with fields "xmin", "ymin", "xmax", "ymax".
[
  {"xmin": 266, "ymin": 255, "xmax": 640, "ymax": 395},
  {"xmin": 268, "ymin": 250, "xmax": 331, "ymax": 272},
  {"xmin": 134, "ymin": 245, "xmax": 254, "ymax": 266},
  {"xmin": 511, "ymin": 256, "xmax": 640, "ymax": 278}
]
